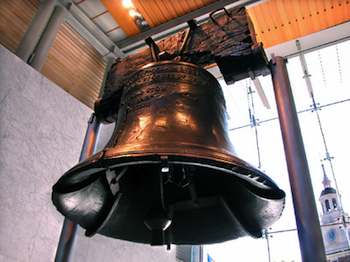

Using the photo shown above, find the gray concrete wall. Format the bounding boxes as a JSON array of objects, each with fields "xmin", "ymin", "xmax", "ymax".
[{"xmin": 0, "ymin": 45, "xmax": 176, "ymax": 262}]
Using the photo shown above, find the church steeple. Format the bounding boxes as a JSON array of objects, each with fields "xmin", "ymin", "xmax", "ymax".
[
  {"xmin": 322, "ymin": 163, "xmax": 332, "ymax": 189},
  {"xmin": 318, "ymin": 164, "xmax": 350, "ymax": 258},
  {"xmin": 319, "ymin": 163, "xmax": 338, "ymax": 214}
]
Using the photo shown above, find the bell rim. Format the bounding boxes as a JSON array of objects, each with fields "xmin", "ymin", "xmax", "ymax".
[
  {"xmin": 104, "ymin": 154, "xmax": 285, "ymax": 196},
  {"xmin": 53, "ymin": 152, "xmax": 285, "ymax": 201},
  {"xmin": 52, "ymin": 153, "xmax": 285, "ymax": 245}
]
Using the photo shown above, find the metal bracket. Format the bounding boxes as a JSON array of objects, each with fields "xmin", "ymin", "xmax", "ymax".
[
  {"xmin": 179, "ymin": 20, "xmax": 197, "ymax": 55},
  {"xmin": 216, "ymin": 44, "xmax": 270, "ymax": 85},
  {"xmin": 145, "ymin": 37, "xmax": 160, "ymax": 62}
]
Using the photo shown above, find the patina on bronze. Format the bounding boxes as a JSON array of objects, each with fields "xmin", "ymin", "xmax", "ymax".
[{"xmin": 52, "ymin": 61, "xmax": 285, "ymax": 246}]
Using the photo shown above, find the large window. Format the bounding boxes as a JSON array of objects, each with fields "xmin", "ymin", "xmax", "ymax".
[{"xmin": 203, "ymin": 39, "xmax": 350, "ymax": 262}]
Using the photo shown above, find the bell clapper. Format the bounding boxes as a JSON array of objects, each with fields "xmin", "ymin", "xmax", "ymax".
[
  {"xmin": 188, "ymin": 181, "xmax": 199, "ymax": 207},
  {"xmin": 179, "ymin": 165, "xmax": 198, "ymax": 206},
  {"xmin": 180, "ymin": 166, "xmax": 191, "ymax": 188},
  {"xmin": 144, "ymin": 160, "xmax": 172, "ymax": 245}
]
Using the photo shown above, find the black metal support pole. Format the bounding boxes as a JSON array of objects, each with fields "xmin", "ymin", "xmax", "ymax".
[
  {"xmin": 30, "ymin": 5, "xmax": 66, "ymax": 71},
  {"xmin": 54, "ymin": 113, "xmax": 101, "ymax": 262},
  {"xmin": 270, "ymin": 56, "xmax": 326, "ymax": 262},
  {"xmin": 16, "ymin": 0, "xmax": 56, "ymax": 62},
  {"xmin": 264, "ymin": 230, "xmax": 271, "ymax": 262}
]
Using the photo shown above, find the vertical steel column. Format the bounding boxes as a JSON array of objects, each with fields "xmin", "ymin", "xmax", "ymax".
[
  {"xmin": 54, "ymin": 114, "xmax": 101, "ymax": 262},
  {"xmin": 270, "ymin": 56, "xmax": 326, "ymax": 262},
  {"xmin": 16, "ymin": 0, "xmax": 57, "ymax": 62},
  {"xmin": 30, "ymin": 5, "xmax": 66, "ymax": 71}
]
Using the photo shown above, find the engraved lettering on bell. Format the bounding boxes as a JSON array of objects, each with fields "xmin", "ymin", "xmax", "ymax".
[{"xmin": 52, "ymin": 61, "xmax": 285, "ymax": 246}]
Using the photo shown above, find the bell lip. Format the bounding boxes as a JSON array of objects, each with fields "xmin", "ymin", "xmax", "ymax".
[
  {"xmin": 101, "ymin": 145, "xmax": 283, "ymax": 193},
  {"xmin": 53, "ymin": 153, "xmax": 286, "ymax": 244},
  {"xmin": 54, "ymin": 151, "xmax": 285, "ymax": 201},
  {"xmin": 52, "ymin": 151, "xmax": 105, "ymax": 194},
  {"xmin": 104, "ymin": 154, "xmax": 285, "ymax": 199}
]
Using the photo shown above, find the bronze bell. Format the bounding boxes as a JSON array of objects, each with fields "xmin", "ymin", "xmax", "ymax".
[{"xmin": 52, "ymin": 61, "xmax": 285, "ymax": 246}]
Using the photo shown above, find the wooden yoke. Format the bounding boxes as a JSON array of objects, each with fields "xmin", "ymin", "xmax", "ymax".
[{"xmin": 96, "ymin": 7, "xmax": 269, "ymax": 123}]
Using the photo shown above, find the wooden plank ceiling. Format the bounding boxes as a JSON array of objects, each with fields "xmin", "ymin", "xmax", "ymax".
[
  {"xmin": 0, "ymin": 0, "xmax": 106, "ymax": 109},
  {"xmin": 3, "ymin": 0, "xmax": 350, "ymax": 109},
  {"xmin": 0, "ymin": 0, "xmax": 39, "ymax": 52},
  {"xmin": 41, "ymin": 22, "xmax": 106, "ymax": 108},
  {"xmin": 247, "ymin": 0, "xmax": 350, "ymax": 48},
  {"xmin": 101, "ymin": 0, "xmax": 216, "ymax": 36}
]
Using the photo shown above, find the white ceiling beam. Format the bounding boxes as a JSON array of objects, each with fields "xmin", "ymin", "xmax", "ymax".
[{"xmin": 57, "ymin": 0, "xmax": 125, "ymax": 59}]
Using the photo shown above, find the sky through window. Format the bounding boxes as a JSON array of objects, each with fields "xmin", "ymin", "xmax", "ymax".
[{"xmin": 204, "ymin": 39, "xmax": 350, "ymax": 262}]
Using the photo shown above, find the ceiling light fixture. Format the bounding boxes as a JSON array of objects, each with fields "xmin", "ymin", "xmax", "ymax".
[
  {"xmin": 128, "ymin": 9, "xmax": 141, "ymax": 18},
  {"xmin": 121, "ymin": 0, "xmax": 149, "ymax": 31},
  {"xmin": 122, "ymin": 0, "xmax": 134, "ymax": 9}
]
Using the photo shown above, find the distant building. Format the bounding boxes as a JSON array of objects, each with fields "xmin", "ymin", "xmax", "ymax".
[{"xmin": 319, "ymin": 169, "xmax": 350, "ymax": 262}]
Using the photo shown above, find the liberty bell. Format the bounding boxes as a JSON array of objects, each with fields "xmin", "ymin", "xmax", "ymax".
[{"xmin": 52, "ymin": 61, "xmax": 285, "ymax": 246}]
